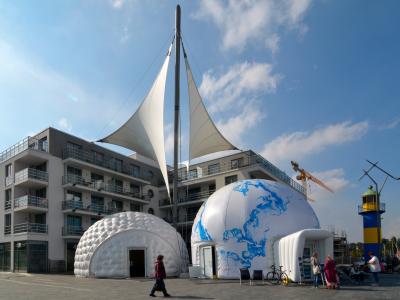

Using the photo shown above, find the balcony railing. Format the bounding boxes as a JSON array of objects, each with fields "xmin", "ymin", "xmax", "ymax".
[
  {"xmin": 4, "ymin": 225, "xmax": 11, "ymax": 235},
  {"xmin": 358, "ymin": 202, "xmax": 386, "ymax": 214},
  {"xmin": 62, "ymin": 200, "xmax": 108, "ymax": 214},
  {"xmin": 159, "ymin": 190, "xmax": 215, "ymax": 207},
  {"xmin": 15, "ymin": 168, "xmax": 48, "ymax": 184},
  {"xmin": 5, "ymin": 176, "xmax": 13, "ymax": 186},
  {"xmin": 173, "ymin": 151, "xmax": 306, "ymax": 196},
  {"xmin": 4, "ymin": 200, "xmax": 11, "ymax": 210},
  {"xmin": 62, "ymin": 225, "xmax": 84, "ymax": 236},
  {"xmin": 62, "ymin": 174, "xmax": 145, "ymax": 200},
  {"xmin": 14, "ymin": 223, "xmax": 48, "ymax": 234},
  {"xmin": 62, "ymin": 147, "xmax": 149, "ymax": 181},
  {"xmin": 179, "ymin": 213, "xmax": 197, "ymax": 223},
  {"xmin": 14, "ymin": 195, "xmax": 48, "ymax": 209},
  {"xmin": 0, "ymin": 136, "xmax": 48, "ymax": 164}
]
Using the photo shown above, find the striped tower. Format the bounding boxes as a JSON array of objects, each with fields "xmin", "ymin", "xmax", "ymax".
[{"xmin": 358, "ymin": 186, "xmax": 385, "ymax": 261}]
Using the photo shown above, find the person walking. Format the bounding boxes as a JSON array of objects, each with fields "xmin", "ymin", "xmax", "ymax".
[
  {"xmin": 367, "ymin": 251, "xmax": 381, "ymax": 286},
  {"xmin": 324, "ymin": 255, "xmax": 338, "ymax": 289},
  {"xmin": 150, "ymin": 255, "xmax": 171, "ymax": 297},
  {"xmin": 311, "ymin": 252, "xmax": 321, "ymax": 288}
]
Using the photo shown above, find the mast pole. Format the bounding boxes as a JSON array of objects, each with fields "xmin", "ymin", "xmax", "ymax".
[{"xmin": 173, "ymin": 5, "xmax": 181, "ymax": 228}]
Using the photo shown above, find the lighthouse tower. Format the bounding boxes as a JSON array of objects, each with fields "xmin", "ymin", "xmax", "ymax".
[{"xmin": 358, "ymin": 186, "xmax": 385, "ymax": 261}]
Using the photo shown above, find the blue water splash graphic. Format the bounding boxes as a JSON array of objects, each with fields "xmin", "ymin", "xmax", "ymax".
[
  {"xmin": 193, "ymin": 204, "xmax": 212, "ymax": 241},
  {"xmin": 221, "ymin": 180, "xmax": 289, "ymax": 268}
]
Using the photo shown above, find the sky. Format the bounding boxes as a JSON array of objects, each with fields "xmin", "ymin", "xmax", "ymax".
[{"xmin": 0, "ymin": 0, "xmax": 399, "ymax": 242}]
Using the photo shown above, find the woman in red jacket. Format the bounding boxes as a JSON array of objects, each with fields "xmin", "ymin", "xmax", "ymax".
[{"xmin": 150, "ymin": 255, "xmax": 171, "ymax": 297}]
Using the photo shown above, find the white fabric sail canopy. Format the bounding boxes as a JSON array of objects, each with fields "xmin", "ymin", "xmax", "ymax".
[
  {"xmin": 98, "ymin": 45, "xmax": 172, "ymax": 196},
  {"xmin": 184, "ymin": 52, "xmax": 237, "ymax": 160}
]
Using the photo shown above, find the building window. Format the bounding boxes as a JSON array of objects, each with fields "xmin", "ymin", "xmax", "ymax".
[
  {"xmin": 66, "ymin": 190, "xmax": 82, "ymax": 202},
  {"xmin": 92, "ymin": 151, "xmax": 104, "ymax": 164},
  {"xmin": 67, "ymin": 215, "xmax": 82, "ymax": 228},
  {"xmin": 67, "ymin": 166, "xmax": 82, "ymax": 177},
  {"xmin": 4, "ymin": 214, "xmax": 11, "ymax": 235},
  {"xmin": 147, "ymin": 189, "xmax": 154, "ymax": 198},
  {"xmin": 146, "ymin": 170, "xmax": 154, "ymax": 180},
  {"xmin": 131, "ymin": 164, "xmax": 140, "ymax": 177},
  {"xmin": 130, "ymin": 183, "xmax": 140, "ymax": 195},
  {"xmin": 209, "ymin": 184, "xmax": 216, "ymax": 194},
  {"xmin": 35, "ymin": 188, "xmax": 46, "ymax": 198},
  {"xmin": 38, "ymin": 137, "xmax": 48, "ymax": 152},
  {"xmin": 130, "ymin": 203, "xmax": 142, "ymax": 212},
  {"xmin": 231, "ymin": 158, "xmax": 244, "ymax": 169},
  {"xmin": 4, "ymin": 190, "xmax": 11, "ymax": 210},
  {"xmin": 188, "ymin": 169, "xmax": 198, "ymax": 179},
  {"xmin": 91, "ymin": 196, "xmax": 104, "ymax": 213},
  {"xmin": 111, "ymin": 158, "xmax": 123, "ymax": 172},
  {"xmin": 90, "ymin": 217, "xmax": 100, "ymax": 225},
  {"xmin": 225, "ymin": 175, "xmax": 238, "ymax": 185},
  {"xmin": 5, "ymin": 164, "xmax": 12, "ymax": 177},
  {"xmin": 111, "ymin": 199, "xmax": 123, "ymax": 212},
  {"xmin": 208, "ymin": 163, "xmax": 220, "ymax": 175},
  {"xmin": 91, "ymin": 172, "xmax": 104, "ymax": 182},
  {"xmin": 148, "ymin": 208, "xmax": 154, "ymax": 215},
  {"xmin": 66, "ymin": 142, "xmax": 82, "ymax": 151}
]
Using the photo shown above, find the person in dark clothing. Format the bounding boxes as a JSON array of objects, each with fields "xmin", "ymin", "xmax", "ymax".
[{"xmin": 150, "ymin": 255, "xmax": 170, "ymax": 297}]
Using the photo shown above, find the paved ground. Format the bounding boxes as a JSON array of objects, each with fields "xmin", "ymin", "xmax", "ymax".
[{"xmin": 0, "ymin": 272, "xmax": 398, "ymax": 300}]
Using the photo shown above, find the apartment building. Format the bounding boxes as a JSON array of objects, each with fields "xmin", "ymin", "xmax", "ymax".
[
  {"xmin": 0, "ymin": 128, "xmax": 164, "ymax": 273},
  {"xmin": 0, "ymin": 128, "xmax": 305, "ymax": 273}
]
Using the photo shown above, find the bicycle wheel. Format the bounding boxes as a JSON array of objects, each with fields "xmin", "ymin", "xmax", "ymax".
[
  {"xmin": 280, "ymin": 273, "xmax": 289, "ymax": 286},
  {"xmin": 266, "ymin": 271, "xmax": 279, "ymax": 284}
]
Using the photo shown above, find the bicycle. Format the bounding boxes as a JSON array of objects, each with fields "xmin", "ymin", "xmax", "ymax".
[{"xmin": 266, "ymin": 265, "xmax": 290, "ymax": 285}]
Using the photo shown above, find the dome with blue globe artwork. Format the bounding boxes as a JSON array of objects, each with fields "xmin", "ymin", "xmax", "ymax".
[{"xmin": 191, "ymin": 179, "xmax": 320, "ymax": 278}]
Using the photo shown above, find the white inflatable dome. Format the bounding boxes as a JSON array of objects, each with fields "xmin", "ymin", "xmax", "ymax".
[
  {"xmin": 74, "ymin": 212, "xmax": 189, "ymax": 278},
  {"xmin": 191, "ymin": 179, "xmax": 320, "ymax": 278}
]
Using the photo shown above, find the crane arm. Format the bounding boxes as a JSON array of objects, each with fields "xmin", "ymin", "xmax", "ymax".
[{"xmin": 305, "ymin": 172, "xmax": 334, "ymax": 193}]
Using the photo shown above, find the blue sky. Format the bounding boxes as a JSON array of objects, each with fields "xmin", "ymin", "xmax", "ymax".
[{"xmin": 0, "ymin": 0, "xmax": 399, "ymax": 242}]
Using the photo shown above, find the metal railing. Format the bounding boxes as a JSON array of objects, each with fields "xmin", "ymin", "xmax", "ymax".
[
  {"xmin": 62, "ymin": 174, "xmax": 145, "ymax": 200},
  {"xmin": 159, "ymin": 190, "xmax": 215, "ymax": 207},
  {"xmin": 358, "ymin": 202, "xmax": 386, "ymax": 214},
  {"xmin": 4, "ymin": 226, "xmax": 11, "ymax": 235},
  {"xmin": 174, "ymin": 151, "xmax": 306, "ymax": 196},
  {"xmin": 62, "ymin": 200, "xmax": 108, "ymax": 214},
  {"xmin": 62, "ymin": 225, "xmax": 84, "ymax": 236},
  {"xmin": 4, "ymin": 200, "xmax": 11, "ymax": 210},
  {"xmin": 5, "ymin": 176, "xmax": 13, "ymax": 186},
  {"xmin": 14, "ymin": 195, "xmax": 48, "ymax": 209},
  {"xmin": 62, "ymin": 147, "xmax": 149, "ymax": 181},
  {"xmin": 14, "ymin": 223, "xmax": 48, "ymax": 234},
  {"xmin": 0, "ymin": 136, "xmax": 48, "ymax": 164},
  {"xmin": 15, "ymin": 168, "xmax": 48, "ymax": 184}
]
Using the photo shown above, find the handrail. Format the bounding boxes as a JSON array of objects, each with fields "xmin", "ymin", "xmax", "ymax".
[
  {"xmin": 0, "ymin": 136, "xmax": 48, "ymax": 163},
  {"xmin": 15, "ymin": 168, "xmax": 48, "ymax": 184},
  {"xmin": 62, "ymin": 147, "xmax": 149, "ymax": 181},
  {"xmin": 14, "ymin": 223, "xmax": 48, "ymax": 234},
  {"xmin": 62, "ymin": 225, "xmax": 84, "ymax": 236},
  {"xmin": 174, "ymin": 152, "xmax": 306, "ymax": 196},
  {"xmin": 62, "ymin": 200, "xmax": 108, "ymax": 214},
  {"xmin": 358, "ymin": 202, "xmax": 386, "ymax": 213},
  {"xmin": 62, "ymin": 174, "xmax": 145, "ymax": 200},
  {"xmin": 159, "ymin": 190, "xmax": 215, "ymax": 207},
  {"xmin": 14, "ymin": 195, "xmax": 48, "ymax": 209}
]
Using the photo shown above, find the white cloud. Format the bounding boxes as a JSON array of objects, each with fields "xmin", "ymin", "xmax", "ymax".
[
  {"xmin": 199, "ymin": 62, "xmax": 281, "ymax": 113},
  {"xmin": 265, "ymin": 34, "xmax": 280, "ymax": 55},
  {"xmin": 193, "ymin": 0, "xmax": 312, "ymax": 52},
  {"xmin": 261, "ymin": 121, "xmax": 369, "ymax": 164},
  {"xmin": 217, "ymin": 104, "xmax": 265, "ymax": 146},
  {"xmin": 58, "ymin": 117, "xmax": 72, "ymax": 133},
  {"xmin": 110, "ymin": 0, "xmax": 124, "ymax": 9}
]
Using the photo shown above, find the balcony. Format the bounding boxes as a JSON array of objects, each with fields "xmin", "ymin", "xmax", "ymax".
[
  {"xmin": 4, "ymin": 200, "xmax": 11, "ymax": 210},
  {"xmin": 62, "ymin": 200, "xmax": 108, "ymax": 215},
  {"xmin": 0, "ymin": 136, "xmax": 48, "ymax": 164},
  {"xmin": 62, "ymin": 147, "xmax": 149, "ymax": 183},
  {"xmin": 62, "ymin": 225, "xmax": 84, "ymax": 237},
  {"xmin": 14, "ymin": 195, "xmax": 48, "ymax": 212},
  {"xmin": 174, "ymin": 152, "xmax": 306, "ymax": 196},
  {"xmin": 62, "ymin": 174, "xmax": 146, "ymax": 202},
  {"xmin": 178, "ymin": 213, "xmax": 197, "ymax": 224},
  {"xmin": 14, "ymin": 168, "xmax": 48, "ymax": 188},
  {"xmin": 14, "ymin": 223, "xmax": 48, "ymax": 234},
  {"xmin": 358, "ymin": 202, "xmax": 386, "ymax": 214},
  {"xmin": 159, "ymin": 190, "xmax": 214, "ymax": 208}
]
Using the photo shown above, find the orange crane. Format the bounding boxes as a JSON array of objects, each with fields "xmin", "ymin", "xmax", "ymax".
[{"xmin": 291, "ymin": 161, "xmax": 334, "ymax": 202}]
